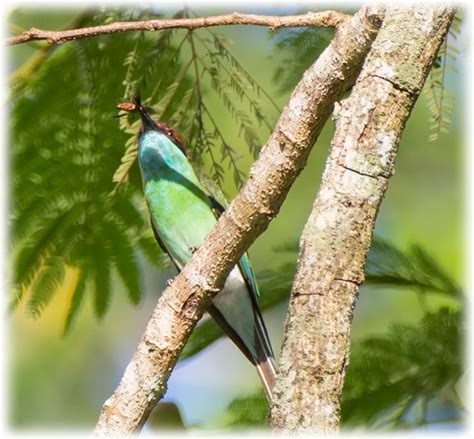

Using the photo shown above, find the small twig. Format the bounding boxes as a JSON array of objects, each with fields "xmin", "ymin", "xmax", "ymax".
[
  {"xmin": 187, "ymin": 30, "xmax": 205, "ymax": 155},
  {"xmin": 148, "ymin": 33, "xmax": 188, "ymax": 102},
  {"xmin": 6, "ymin": 11, "xmax": 350, "ymax": 46},
  {"xmin": 201, "ymin": 101, "xmax": 244, "ymax": 184},
  {"xmin": 193, "ymin": 32, "xmax": 275, "ymax": 131},
  {"xmin": 186, "ymin": 27, "xmax": 223, "ymax": 184},
  {"xmin": 187, "ymin": 8, "xmax": 282, "ymax": 114}
]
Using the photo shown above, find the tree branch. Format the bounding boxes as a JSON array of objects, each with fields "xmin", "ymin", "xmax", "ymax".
[
  {"xmin": 270, "ymin": 5, "xmax": 456, "ymax": 433},
  {"xmin": 6, "ymin": 10, "xmax": 350, "ymax": 46},
  {"xmin": 92, "ymin": 5, "xmax": 384, "ymax": 435}
]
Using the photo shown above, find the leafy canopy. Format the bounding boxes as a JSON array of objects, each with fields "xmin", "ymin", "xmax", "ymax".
[{"xmin": 9, "ymin": 6, "xmax": 459, "ymax": 334}]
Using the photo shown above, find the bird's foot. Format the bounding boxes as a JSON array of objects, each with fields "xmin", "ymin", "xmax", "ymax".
[
  {"xmin": 189, "ymin": 246, "xmax": 198, "ymax": 254},
  {"xmin": 166, "ymin": 278, "xmax": 175, "ymax": 287}
]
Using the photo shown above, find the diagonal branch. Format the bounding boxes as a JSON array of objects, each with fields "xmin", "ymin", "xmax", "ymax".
[
  {"xmin": 92, "ymin": 5, "xmax": 384, "ymax": 435},
  {"xmin": 6, "ymin": 11, "xmax": 350, "ymax": 46},
  {"xmin": 270, "ymin": 5, "xmax": 456, "ymax": 433}
]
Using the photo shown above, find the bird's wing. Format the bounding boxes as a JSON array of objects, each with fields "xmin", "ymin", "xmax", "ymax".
[
  {"xmin": 197, "ymin": 171, "xmax": 261, "ymax": 294},
  {"xmin": 150, "ymin": 217, "xmax": 182, "ymax": 272},
  {"xmin": 150, "ymin": 168, "xmax": 274, "ymax": 370},
  {"xmin": 201, "ymin": 179, "xmax": 275, "ymax": 359}
]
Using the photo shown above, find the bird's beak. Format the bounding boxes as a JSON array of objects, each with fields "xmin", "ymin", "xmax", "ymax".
[{"xmin": 137, "ymin": 106, "xmax": 156, "ymax": 132}]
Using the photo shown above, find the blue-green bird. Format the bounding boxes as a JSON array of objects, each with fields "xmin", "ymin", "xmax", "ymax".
[{"xmin": 118, "ymin": 97, "xmax": 276, "ymax": 402}]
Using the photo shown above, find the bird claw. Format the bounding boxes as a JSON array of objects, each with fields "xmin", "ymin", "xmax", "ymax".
[
  {"xmin": 166, "ymin": 278, "xmax": 174, "ymax": 287},
  {"xmin": 189, "ymin": 246, "xmax": 198, "ymax": 254}
]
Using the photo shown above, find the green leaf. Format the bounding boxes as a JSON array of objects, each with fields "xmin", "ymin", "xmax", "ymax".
[
  {"xmin": 111, "ymin": 141, "xmax": 138, "ymax": 188},
  {"xmin": 93, "ymin": 240, "xmax": 111, "ymax": 319},
  {"xmin": 181, "ymin": 318, "xmax": 224, "ymax": 360},
  {"xmin": 109, "ymin": 193, "xmax": 145, "ymax": 229},
  {"xmin": 271, "ymin": 24, "xmax": 334, "ymax": 93},
  {"xmin": 423, "ymin": 15, "xmax": 461, "ymax": 142},
  {"xmin": 63, "ymin": 268, "xmax": 88, "ymax": 335},
  {"xmin": 365, "ymin": 238, "xmax": 461, "ymax": 298},
  {"xmin": 105, "ymin": 219, "xmax": 141, "ymax": 305},
  {"xmin": 14, "ymin": 209, "xmax": 77, "ymax": 289},
  {"xmin": 342, "ymin": 308, "xmax": 463, "ymax": 428},
  {"xmin": 136, "ymin": 232, "xmax": 170, "ymax": 270},
  {"xmin": 225, "ymin": 390, "xmax": 269, "ymax": 427},
  {"xmin": 411, "ymin": 245, "xmax": 461, "ymax": 296},
  {"xmin": 27, "ymin": 257, "xmax": 65, "ymax": 318}
]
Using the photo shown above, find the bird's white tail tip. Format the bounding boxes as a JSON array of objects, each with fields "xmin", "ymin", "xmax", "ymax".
[{"xmin": 256, "ymin": 356, "xmax": 277, "ymax": 404}]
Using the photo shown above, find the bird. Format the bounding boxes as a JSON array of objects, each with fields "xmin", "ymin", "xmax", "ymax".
[{"xmin": 116, "ymin": 96, "xmax": 276, "ymax": 402}]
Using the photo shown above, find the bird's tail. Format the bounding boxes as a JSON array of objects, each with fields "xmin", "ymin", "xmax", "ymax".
[
  {"xmin": 253, "ymin": 308, "xmax": 277, "ymax": 403},
  {"xmin": 207, "ymin": 302, "xmax": 277, "ymax": 403},
  {"xmin": 255, "ymin": 340, "xmax": 277, "ymax": 403}
]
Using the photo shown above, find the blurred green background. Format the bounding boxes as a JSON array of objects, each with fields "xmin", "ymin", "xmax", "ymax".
[{"xmin": 7, "ymin": 5, "xmax": 465, "ymax": 433}]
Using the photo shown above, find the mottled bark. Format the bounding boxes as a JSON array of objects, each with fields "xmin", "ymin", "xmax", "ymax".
[
  {"xmin": 93, "ymin": 6, "xmax": 384, "ymax": 436},
  {"xmin": 270, "ymin": 5, "xmax": 455, "ymax": 433}
]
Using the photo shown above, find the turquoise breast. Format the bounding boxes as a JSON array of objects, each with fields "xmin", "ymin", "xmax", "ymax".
[{"xmin": 138, "ymin": 130, "xmax": 217, "ymax": 267}]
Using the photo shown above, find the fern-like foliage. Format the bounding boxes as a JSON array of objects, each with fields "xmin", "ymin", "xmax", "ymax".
[
  {"xmin": 342, "ymin": 307, "xmax": 464, "ymax": 429},
  {"xmin": 365, "ymin": 238, "xmax": 461, "ymax": 298},
  {"xmin": 225, "ymin": 391, "xmax": 269, "ymax": 428},
  {"xmin": 424, "ymin": 12, "xmax": 462, "ymax": 142},
  {"xmin": 9, "ymin": 6, "xmax": 280, "ymax": 331},
  {"xmin": 270, "ymin": 20, "xmax": 335, "ymax": 93},
  {"xmin": 63, "ymin": 268, "xmax": 87, "ymax": 334},
  {"xmin": 9, "ymin": 8, "xmax": 171, "ymax": 331},
  {"xmin": 113, "ymin": 7, "xmax": 279, "ymax": 192},
  {"xmin": 27, "ymin": 256, "xmax": 65, "ymax": 318}
]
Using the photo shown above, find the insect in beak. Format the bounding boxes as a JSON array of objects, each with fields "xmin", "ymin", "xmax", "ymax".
[
  {"xmin": 116, "ymin": 102, "xmax": 138, "ymax": 112},
  {"xmin": 114, "ymin": 101, "xmax": 139, "ymax": 119}
]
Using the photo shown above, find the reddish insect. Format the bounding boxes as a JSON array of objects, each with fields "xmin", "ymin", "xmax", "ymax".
[{"xmin": 116, "ymin": 102, "xmax": 138, "ymax": 112}]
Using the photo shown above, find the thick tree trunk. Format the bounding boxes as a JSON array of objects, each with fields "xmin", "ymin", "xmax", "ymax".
[
  {"xmin": 270, "ymin": 5, "xmax": 455, "ymax": 433},
  {"xmin": 93, "ymin": 6, "xmax": 384, "ymax": 435}
]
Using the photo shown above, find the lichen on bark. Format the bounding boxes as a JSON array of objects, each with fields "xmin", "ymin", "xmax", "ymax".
[{"xmin": 270, "ymin": 5, "xmax": 455, "ymax": 433}]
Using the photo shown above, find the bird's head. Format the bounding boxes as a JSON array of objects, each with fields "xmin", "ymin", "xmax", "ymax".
[
  {"xmin": 116, "ymin": 95, "xmax": 187, "ymax": 156},
  {"xmin": 116, "ymin": 95, "xmax": 156, "ymax": 133}
]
